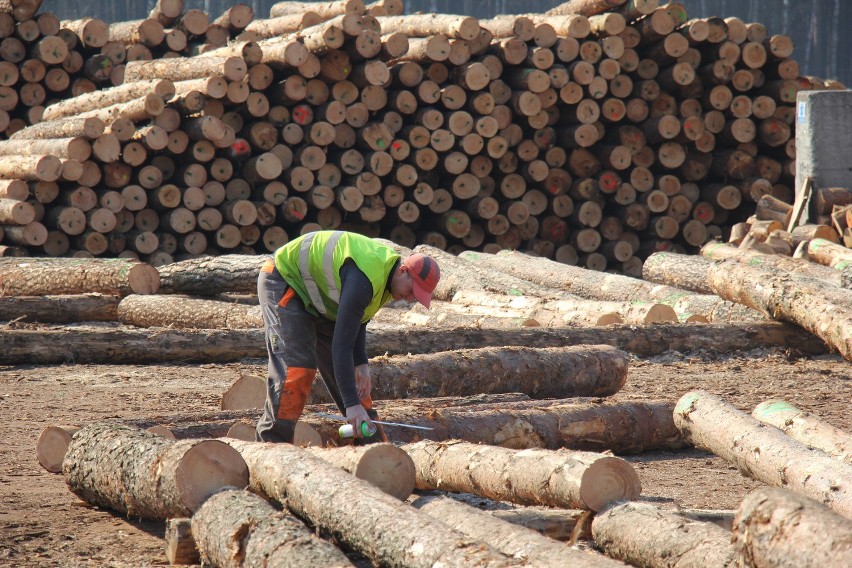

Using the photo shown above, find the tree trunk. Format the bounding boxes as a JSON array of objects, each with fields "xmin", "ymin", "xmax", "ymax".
[
  {"xmin": 117, "ymin": 294, "xmax": 262, "ymax": 329},
  {"xmin": 191, "ymin": 488, "xmax": 354, "ymax": 568},
  {"xmin": 224, "ymin": 439, "xmax": 517, "ymax": 568},
  {"xmin": 369, "ymin": 345, "xmax": 628, "ymax": 399},
  {"xmin": 546, "ymin": 0, "xmax": 628, "ymax": 17},
  {"xmin": 40, "ymin": 79, "xmax": 174, "ymax": 122},
  {"xmin": 305, "ymin": 444, "xmax": 416, "ymax": 500},
  {"xmin": 0, "ymin": 293, "xmax": 119, "ymax": 323},
  {"xmin": 458, "ymin": 250, "xmax": 765, "ymax": 323},
  {"xmin": 304, "ymin": 398, "xmax": 685, "ymax": 453},
  {"xmin": 0, "ymin": 320, "xmax": 828, "ymax": 365},
  {"xmin": 707, "ymin": 258, "xmax": 852, "ymax": 360},
  {"xmin": 674, "ymin": 390, "xmax": 852, "ymax": 519},
  {"xmin": 156, "ymin": 254, "xmax": 265, "ymax": 295},
  {"xmin": 642, "ymin": 251, "xmax": 715, "ymax": 294},
  {"xmin": 731, "ymin": 487, "xmax": 852, "ymax": 568},
  {"xmin": 592, "ymin": 501, "xmax": 736, "ymax": 568},
  {"xmin": 37, "ymin": 425, "xmax": 80, "ymax": 474},
  {"xmin": 411, "ymin": 494, "xmax": 625, "ymax": 567},
  {"xmin": 752, "ymin": 400, "xmax": 852, "ymax": 463},
  {"xmin": 63, "ymin": 423, "xmax": 248, "ymax": 520},
  {"xmin": 807, "ymin": 237, "xmax": 852, "ymax": 269},
  {"xmin": 123, "ymin": 56, "xmax": 247, "ymax": 83},
  {"xmin": 403, "ymin": 439, "xmax": 640, "ymax": 510},
  {"xmin": 0, "ymin": 258, "xmax": 160, "ymax": 296}
]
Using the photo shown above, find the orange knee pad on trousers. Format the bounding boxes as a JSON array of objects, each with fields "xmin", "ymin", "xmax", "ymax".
[{"xmin": 276, "ymin": 367, "xmax": 315, "ymax": 421}]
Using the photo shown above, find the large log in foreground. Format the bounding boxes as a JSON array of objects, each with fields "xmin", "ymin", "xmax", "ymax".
[
  {"xmin": 191, "ymin": 488, "xmax": 355, "ymax": 568},
  {"xmin": 674, "ymin": 390, "xmax": 852, "ymax": 519},
  {"xmin": 752, "ymin": 400, "xmax": 852, "ymax": 463},
  {"xmin": 305, "ymin": 443, "xmax": 416, "ymax": 500},
  {"xmin": 224, "ymin": 439, "xmax": 518, "ymax": 568},
  {"xmin": 62, "ymin": 423, "xmax": 249, "ymax": 520},
  {"xmin": 591, "ymin": 500, "xmax": 737, "ymax": 568},
  {"xmin": 731, "ymin": 487, "xmax": 852, "ymax": 568},
  {"xmin": 402, "ymin": 439, "xmax": 640, "ymax": 511},
  {"xmin": 707, "ymin": 257, "xmax": 852, "ymax": 360},
  {"xmin": 411, "ymin": 494, "xmax": 627, "ymax": 567},
  {"xmin": 369, "ymin": 345, "xmax": 628, "ymax": 399},
  {"xmin": 0, "ymin": 320, "xmax": 827, "ymax": 364}
]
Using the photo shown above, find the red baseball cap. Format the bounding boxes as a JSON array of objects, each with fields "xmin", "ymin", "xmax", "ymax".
[{"xmin": 402, "ymin": 253, "xmax": 440, "ymax": 308}]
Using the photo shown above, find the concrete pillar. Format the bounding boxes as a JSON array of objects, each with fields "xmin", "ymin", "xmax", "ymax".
[{"xmin": 796, "ymin": 90, "xmax": 852, "ymax": 223}]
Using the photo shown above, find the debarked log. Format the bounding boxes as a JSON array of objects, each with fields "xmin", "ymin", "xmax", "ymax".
[
  {"xmin": 752, "ymin": 400, "xmax": 852, "ymax": 463},
  {"xmin": 0, "ymin": 294, "xmax": 120, "ymax": 323},
  {"xmin": 117, "ymin": 294, "xmax": 262, "ymax": 329},
  {"xmin": 731, "ymin": 487, "xmax": 852, "ymax": 568},
  {"xmin": 411, "ymin": 494, "xmax": 627, "ymax": 567},
  {"xmin": 402, "ymin": 439, "xmax": 640, "ymax": 511},
  {"xmin": 192, "ymin": 488, "xmax": 354, "ymax": 568},
  {"xmin": 0, "ymin": 257, "xmax": 160, "ymax": 296},
  {"xmin": 707, "ymin": 257, "xmax": 852, "ymax": 360},
  {"xmin": 224, "ymin": 439, "xmax": 518, "ymax": 568},
  {"xmin": 674, "ymin": 390, "xmax": 852, "ymax": 519},
  {"xmin": 0, "ymin": 321, "xmax": 828, "ymax": 365},
  {"xmin": 62, "ymin": 422, "xmax": 249, "ymax": 520},
  {"xmin": 368, "ymin": 345, "xmax": 628, "ymax": 399},
  {"xmin": 592, "ymin": 501, "xmax": 737, "ymax": 568}
]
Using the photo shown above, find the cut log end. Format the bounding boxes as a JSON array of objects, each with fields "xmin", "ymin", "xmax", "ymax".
[
  {"xmin": 220, "ymin": 374, "xmax": 265, "ymax": 410},
  {"xmin": 225, "ymin": 422, "xmax": 257, "ymax": 441},
  {"xmin": 127, "ymin": 264, "xmax": 161, "ymax": 295},
  {"xmin": 294, "ymin": 422, "xmax": 323, "ymax": 447},
  {"xmin": 37, "ymin": 425, "xmax": 78, "ymax": 473},
  {"xmin": 580, "ymin": 456, "xmax": 642, "ymax": 512},
  {"xmin": 174, "ymin": 440, "xmax": 249, "ymax": 513},
  {"xmin": 352, "ymin": 444, "xmax": 416, "ymax": 500},
  {"xmin": 643, "ymin": 304, "xmax": 678, "ymax": 323}
]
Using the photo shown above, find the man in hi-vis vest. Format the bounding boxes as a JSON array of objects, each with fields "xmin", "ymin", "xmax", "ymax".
[{"xmin": 256, "ymin": 230, "xmax": 441, "ymax": 443}]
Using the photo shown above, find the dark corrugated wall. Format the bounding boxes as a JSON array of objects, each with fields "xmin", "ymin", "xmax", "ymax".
[{"xmin": 47, "ymin": 0, "xmax": 851, "ymax": 87}]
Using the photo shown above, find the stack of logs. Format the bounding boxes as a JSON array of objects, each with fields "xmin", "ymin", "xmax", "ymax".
[{"xmin": 0, "ymin": 0, "xmax": 845, "ymax": 276}]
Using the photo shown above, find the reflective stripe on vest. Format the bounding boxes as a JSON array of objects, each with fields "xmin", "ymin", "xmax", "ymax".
[{"xmin": 297, "ymin": 230, "xmax": 344, "ymax": 315}]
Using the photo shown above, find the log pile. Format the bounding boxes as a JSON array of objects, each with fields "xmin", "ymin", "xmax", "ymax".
[{"xmin": 0, "ymin": 0, "xmax": 838, "ymax": 278}]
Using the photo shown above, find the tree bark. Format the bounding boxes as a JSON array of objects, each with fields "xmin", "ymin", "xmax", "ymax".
[
  {"xmin": 592, "ymin": 501, "xmax": 736, "ymax": 568},
  {"xmin": 40, "ymin": 79, "xmax": 174, "ymax": 122},
  {"xmin": 411, "ymin": 494, "xmax": 625, "ymax": 567},
  {"xmin": 674, "ymin": 390, "xmax": 852, "ymax": 519},
  {"xmin": 305, "ymin": 444, "xmax": 416, "ymax": 500},
  {"xmin": 0, "ymin": 258, "xmax": 159, "ymax": 296},
  {"xmin": 0, "ymin": 320, "xmax": 828, "ymax": 365},
  {"xmin": 0, "ymin": 293, "xmax": 119, "ymax": 323},
  {"xmin": 403, "ymin": 439, "xmax": 640, "ymax": 510},
  {"xmin": 752, "ymin": 400, "xmax": 852, "ymax": 463},
  {"xmin": 63, "ymin": 423, "xmax": 249, "ymax": 520},
  {"xmin": 191, "ymin": 488, "xmax": 354, "ymax": 568},
  {"xmin": 117, "ymin": 294, "xmax": 261, "ymax": 329},
  {"xmin": 368, "ymin": 345, "xmax": 628, "ymax": 399},
  {"xmin": 642, "ymin": 251, "xmax": 715, "ymax": 294},
  {"xmin": 707, "ymin": 258, "xmax": 852, "ymax": 360},
  {"xmin": 731, "ymin": 487, "xmax": 852, "ymax": 568},
  {"xmin": 156, "ymin": 254, "xmax": 265, "ymax": 295},
  {"xmin": 224, "ymin": 439, "xmax": 517, "ymax": 568}
]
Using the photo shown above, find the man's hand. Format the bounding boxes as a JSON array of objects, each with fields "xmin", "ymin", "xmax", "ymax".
[
  {"xmin": 354, "ymin": 364, "xmax": 371, "ymax": 401},
  {"xmin": 345, "ymin": 404, "xmax": 373, "ymax": 438}
]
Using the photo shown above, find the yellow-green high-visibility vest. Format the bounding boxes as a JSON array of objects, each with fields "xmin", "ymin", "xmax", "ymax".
[{"xmin": 273, "ymin": 230, "xmax": 400, "ymax": 321}]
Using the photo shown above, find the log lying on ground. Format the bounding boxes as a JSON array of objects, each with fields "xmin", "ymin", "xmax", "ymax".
[
  {"xmin": 591, "ymin": 501, "xmax": 737, "ymax": 568},
  {"xmin": 642, "ymin": 252, "xmax": 715, "ymax": 294},
  {"xmin": 305, "ymin": 443, "xmax": 416, "ymax": 500},
  {"xmin": 459, "ymin": 250, "xmax": 765, "ymax": 323},
  {"xmin": 224, "ymin": 439, "xmax": 518, "ymax": 567},
  {"xmin": 0, "ymin": 258, "xmax": 160, "ymax": 296},
  {"xmin": 37, "ymin": 425, "xmax": 80, "ymax": 474},
  {"xmin": 156, "ymin": 254, "xmax": 266, "ymax": 295},
  {"xmin": 731, "ymin": 487, "xmax": 852, "ymax": 568},
  {"xmin": 369, "ymin": 345, "xmax": 628, "ymax": 399},
  {"xmin": 488, "ymin": 506, "xmax": 585, "ymax": 541},
  {"xmin": 752, "ymin": 400, "xmax": 852, "ymax": 463},
  {"xmin": 303, "ymin": 398, "xmax": 686, "ymax": 453},
  {"xmin": 707, "ymin": 257, "xmax": 852, "ymax": 360},
  {"xmin": 701, "ymin": 242, "xmax": 846, "ymax": 288},
  {"xmin": 402, "ymin": 439, "xmax": 640, "ymax": 511},
  {"xmin": 192, "ymin": 488, "xmax": 354, "ymax": 568},
  {"xmin": 62, "ymin": 423, "xmax": 249, "ymax": 520},
  {"xmin": 808, "ymin": 237, "xmax": 852, "ymax": 269},
  {"xmin": 0, "ymin": 320, "xmax": 828, "ymax": 364},
  {"xmin": 117, "ymin": 294, "xmax": 262, "ymax": 329},
  {"xmin": 0, "ymin": 294, "xmax": 119, "ymax": 323},
  {"xmin": 411, "ymin": 494, "xmax": 627, "ymax": 567},
  {"xmin": 674, "ymin": 390, "xmax": 852, "ymax": 519},
  {"xmin": 371, "ymin": 301, "xmax": 547, "ymax": 328},
  {"xmin": 221, "ymin": 373, "xmax": 266, "ymax": 410}
]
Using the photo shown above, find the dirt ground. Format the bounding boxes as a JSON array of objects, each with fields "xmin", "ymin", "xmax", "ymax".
[{"xmin": 0, "ymin": 336, "xmax": 849, "ymax": 567}]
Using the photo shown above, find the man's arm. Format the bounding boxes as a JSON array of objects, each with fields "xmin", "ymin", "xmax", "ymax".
[{"xmin": 333, "ymin": 260, "xmax": 373, "ymax": 409}]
